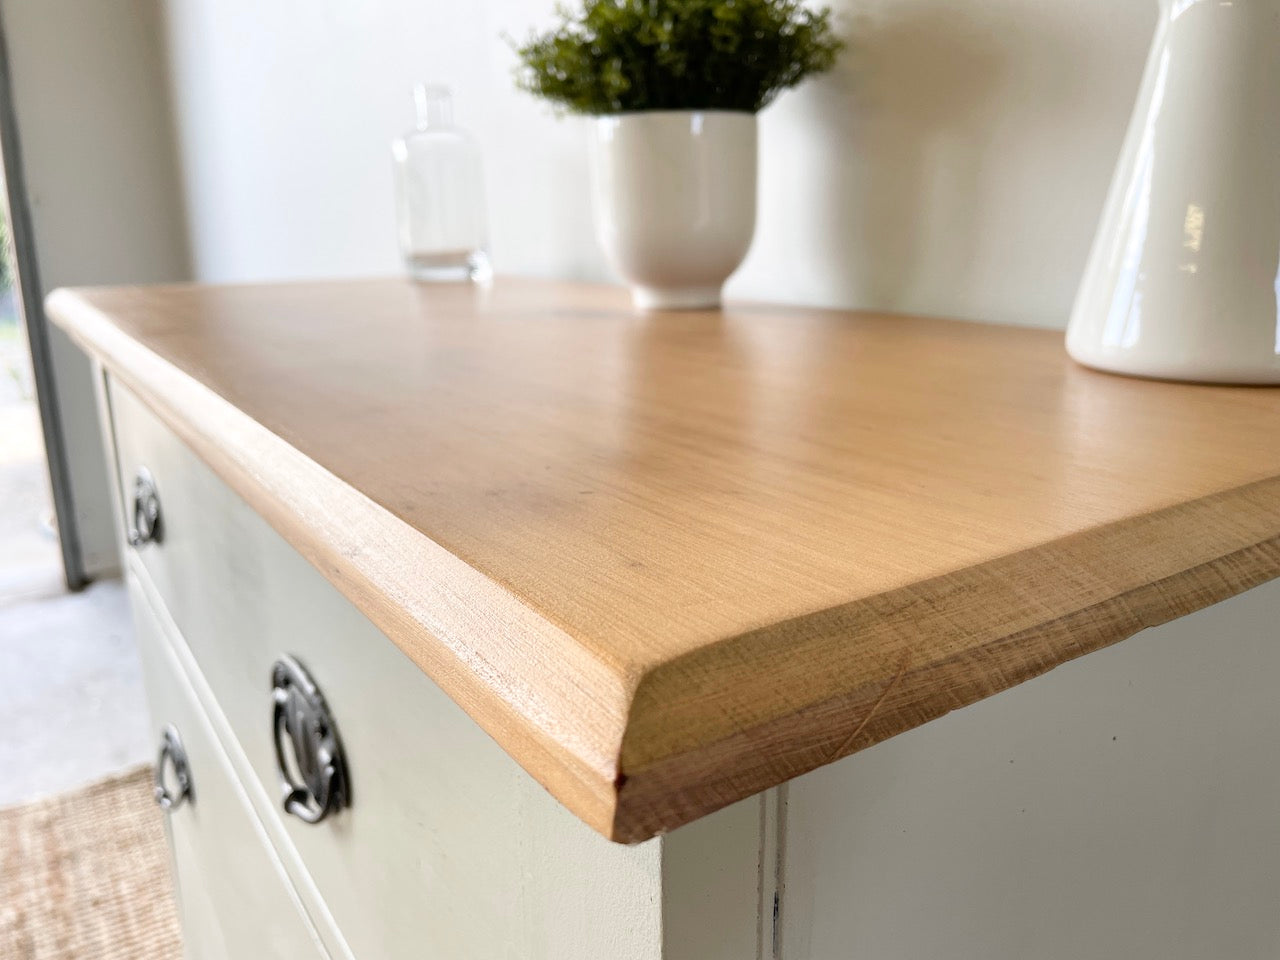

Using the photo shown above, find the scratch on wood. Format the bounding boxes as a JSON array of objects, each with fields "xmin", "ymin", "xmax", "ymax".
[{"xmin": 824, "ymin": 653, "xmax": 912, "ymax": 766}]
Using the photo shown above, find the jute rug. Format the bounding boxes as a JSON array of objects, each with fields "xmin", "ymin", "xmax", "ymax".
[{"xmin": 0, "ymin": 765, "xmax": 181, "ymax": 960}]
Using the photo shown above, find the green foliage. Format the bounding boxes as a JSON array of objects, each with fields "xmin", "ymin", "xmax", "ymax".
[
  {"xmin": 512, "ymin": 0, "xmax": 843, "ymax": 114},
  {"xmin": 0, "ymin": 214, "xmax": 12, "ymax": 292}
]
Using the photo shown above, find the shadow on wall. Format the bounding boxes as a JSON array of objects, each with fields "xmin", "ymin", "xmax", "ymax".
[
  {"xmin": 824, "ymin": 9, "xmax": 1005, "ymax": 309},
  {"xmin": 762, "ymin": 1, "xmax": 1149, "ymax": 325}
]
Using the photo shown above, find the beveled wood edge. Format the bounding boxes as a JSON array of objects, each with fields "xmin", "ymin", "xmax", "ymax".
[
  {"xmin": 50, "ymin": 285, "xmax": 1280, "ymax": 845},
  {"xmin": 46, "ymin": 287, "xmax": 638, "ymax": 841},
  {"xmin": 611, "ymin": 479, "xmax": 1280, "ymax": 841}
]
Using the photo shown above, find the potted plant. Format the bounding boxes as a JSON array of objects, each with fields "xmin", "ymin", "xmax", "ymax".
[{"xmin": 514, "ymin": 0, "xmax": 843, "ymax": 309}]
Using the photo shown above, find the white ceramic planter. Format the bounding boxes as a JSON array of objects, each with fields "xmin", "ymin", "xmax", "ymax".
[
  {"xmin": 1067, "ymin": 0, "xmax": 1280, "ymax": 383},
  {"xmin": 588, "ymin": 111, "xmax": 757, "ymax": 310}
]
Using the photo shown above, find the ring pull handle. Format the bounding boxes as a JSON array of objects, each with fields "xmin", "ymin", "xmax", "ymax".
[
  {"xmin": 154, "ymin": 724, "xmax": 192, "ymax": 811},
  {"xmin": 271, "ymin": 656, "xmax": 350, "ymax": 825},
  {"xmin": 129, "ymin": 467, "xmax": 162, "ymax": 547}
]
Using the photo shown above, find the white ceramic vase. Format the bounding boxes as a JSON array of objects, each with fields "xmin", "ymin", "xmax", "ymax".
[
  {"xmin": 588, "ymin": 111, "xmax": 757, "ymax": 310},
  {"xmin": 1066, "ymin": 0, "xmax": 1280, "ymax": 383}
]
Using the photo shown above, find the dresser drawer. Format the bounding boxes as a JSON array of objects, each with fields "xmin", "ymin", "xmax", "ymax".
[
  {"xmin": 104, "ymin": 376, "xmax": 676, "ymax": 960},
  {"xmin": 105, "ymin": 377, "xmax": 238, "ymax": 656},
  {"xmin": 127, "ymin": 573, "xmax": 330, "ymax": 960}
]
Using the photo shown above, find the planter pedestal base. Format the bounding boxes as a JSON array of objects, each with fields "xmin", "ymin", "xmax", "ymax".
[{"xmin": 631, "ymin": 284, "xmax": 723, "ymax": 311}]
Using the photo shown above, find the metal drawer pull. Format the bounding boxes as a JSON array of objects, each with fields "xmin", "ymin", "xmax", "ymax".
[
  {"xmin": 154, "ymin": 724, "xmax": 192, "ymax": 811},
  {"xmin": 271, "ymin": 655, "xmax": 350, "ymax": 824},
  {"xmin": 129, "ymin": 467, "xmax": 162, "ymax": 547}
]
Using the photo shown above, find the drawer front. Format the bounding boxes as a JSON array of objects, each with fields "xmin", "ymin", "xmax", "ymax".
[
  {"xmin": 127, "ymin": 573, "xmax": 330, "ymax": 960},
  {"xmin": 106, "ymin": 377, "xmax": 670, "ymax": 960}
]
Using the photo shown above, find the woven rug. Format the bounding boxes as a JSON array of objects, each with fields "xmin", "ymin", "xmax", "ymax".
[{"xmin": 0, "ymin": 765, "xmax": 181, "ymax": 960}]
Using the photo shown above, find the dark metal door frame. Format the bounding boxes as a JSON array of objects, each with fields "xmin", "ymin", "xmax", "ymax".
[{"xmin": 0, "ymin": 11, "xmax": 86, "ymax": 589}]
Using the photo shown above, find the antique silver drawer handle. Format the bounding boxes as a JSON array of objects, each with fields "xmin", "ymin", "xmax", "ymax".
[
  {"xmin": 128, "ymin": 467, "xmax": 162, "ymax": 547},
  {"xmin": 271, "ymin": 655, "xmax": 351, "ymax": 824},
  {"xmin": 154, "ymin": 724, "xmax": 192, "ymax": 811}
]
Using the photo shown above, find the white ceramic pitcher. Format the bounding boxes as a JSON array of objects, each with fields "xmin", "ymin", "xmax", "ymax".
[{"xmin": 1067, "ymin": 0, "xmax": 1280, "ymax": 383}]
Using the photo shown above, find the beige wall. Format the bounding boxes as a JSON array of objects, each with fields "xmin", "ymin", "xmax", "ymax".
[
  {"xmin": 163, "ymin": 0, "xmax": 1154, "ymax": 328},
  {"xmin": 4, "ymin": 0, "xmax": 191, "ymax": 578}
]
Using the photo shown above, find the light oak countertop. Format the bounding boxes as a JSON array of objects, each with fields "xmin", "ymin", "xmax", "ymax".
[{"xmin": 47, "ymin": 277, "xmax": 1280, "ymax": 841}]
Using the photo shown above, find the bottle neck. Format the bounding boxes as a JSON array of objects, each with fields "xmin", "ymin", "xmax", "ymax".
[{"xmin": 414, "ymin": 84, "xmax": 454, "ymax": 130}]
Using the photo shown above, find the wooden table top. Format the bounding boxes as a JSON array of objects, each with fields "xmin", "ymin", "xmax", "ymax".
[{"xmin": 48, "ymin": 277, "xmax": 1280, "ymax": 842}]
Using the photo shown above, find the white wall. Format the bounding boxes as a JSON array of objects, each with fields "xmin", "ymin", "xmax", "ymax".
[
  {"xmin": 162, "ymin": 0, "xmax": 1154, "ymax": 329},
  {"xmin": 4, "ymin": 0, "xmax": 191, "ymax": 579}
]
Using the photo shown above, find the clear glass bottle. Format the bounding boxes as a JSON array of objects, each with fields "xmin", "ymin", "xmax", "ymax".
[{"xmin": 392, "ymin": 84, "xmax": 490, "ymax": 283}]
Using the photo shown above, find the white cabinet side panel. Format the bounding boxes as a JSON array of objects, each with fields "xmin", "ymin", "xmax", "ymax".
[
  {"xmin": 662, "ymin": 791, "xmax": 772, "ymax": 960},
  {"xmin": 784, "ymin": 578, "xmax": 1280, "ymax": 960}
]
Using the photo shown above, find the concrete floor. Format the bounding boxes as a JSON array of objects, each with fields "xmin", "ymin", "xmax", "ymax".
[
  {"xmin": 0, "ymin": 578, "xmax": 150, "ymax": 808},
  {"xmin": 0, "ymin": 427, "xmax": 63, "ymax": 601},
  {"xmin": 0, "ymin": 319, "xmax": 63, "ymax": 602},
  {"xmin": 1, "ymin": 298, "xmax": 150, "ymax": 806}
]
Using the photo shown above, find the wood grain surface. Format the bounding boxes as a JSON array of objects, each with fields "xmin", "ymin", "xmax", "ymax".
[{"xmin": 46, "ymin": 278, "xmax": 1280, "ymax": 841}]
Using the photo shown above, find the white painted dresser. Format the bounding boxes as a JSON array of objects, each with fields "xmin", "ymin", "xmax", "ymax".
[{"xmin": 48, "ymin": 278, "xmax": 1280, "ymax": 959}]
